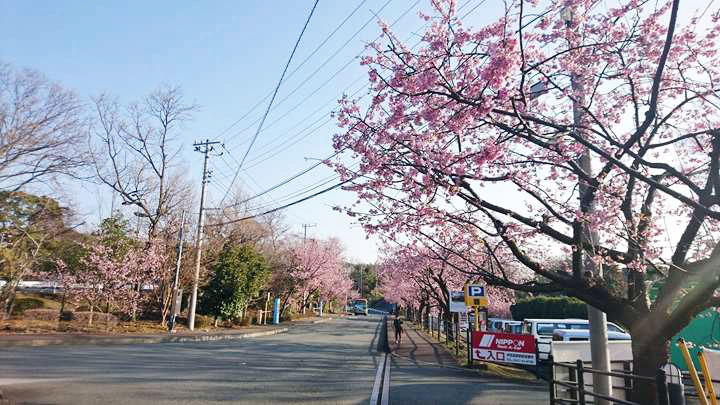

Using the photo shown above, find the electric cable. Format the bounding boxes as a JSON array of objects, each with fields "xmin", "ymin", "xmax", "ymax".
[
  {"xmin": 221, "ymin": 0, "xmax": 321, "ymax": 206},
  {"xmin": 216, "ymin": 0, "xmax": 369, "ymax": 140}
]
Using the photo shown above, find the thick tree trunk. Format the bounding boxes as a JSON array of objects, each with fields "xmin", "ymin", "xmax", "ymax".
[{"xmin": 631, "ymin": 337, "xmax": 670, "ymax": 405}]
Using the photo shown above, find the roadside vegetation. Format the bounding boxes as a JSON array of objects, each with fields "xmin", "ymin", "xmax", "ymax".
[{"xmin": 0, "ymin": 64, "xmax": 354, "ymax": 334}]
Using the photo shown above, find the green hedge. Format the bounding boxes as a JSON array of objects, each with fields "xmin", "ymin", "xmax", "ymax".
[
  {"xmin": 11, "ymin": 297, "xmax": 45, "ymax": 315},
  {"xmin": 510, "ymin": 296, "xmax": 588, "ymax": 320}
]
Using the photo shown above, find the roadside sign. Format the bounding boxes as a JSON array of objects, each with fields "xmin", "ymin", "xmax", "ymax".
[
  {"xmin": 464, "ymin": 284, "xmax": 487, "ymax": 308},
  {"xmin": 449, "ymin": 290, "xmax": 467, "ymax": 313},
  {"xmin": 471, "ymin": 331, "xmax": 537, "ymax": 366}
]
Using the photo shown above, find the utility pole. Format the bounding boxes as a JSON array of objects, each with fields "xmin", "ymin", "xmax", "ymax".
[
  {"xmin": 561, "ymin": 7, "xmax": 611, "ymax": 403},
  {"xmin": 188, "ymin": 139, "xmax": 221, "ymax": 331},
  {"xmin": 302, "ymin": 223, "xmax": 316, "ymax": 241},
  {"xmin": 169, "ymin": 210, "xmax": 185, "ymax": 333}
]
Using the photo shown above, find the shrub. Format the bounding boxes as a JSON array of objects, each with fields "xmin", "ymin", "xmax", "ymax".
[
  {"xmin": 510, "ymin": 295, "xmax": 588, "ymax": 321},
  {"xmin": 194, "ymin": 314, "xmax": 214, "ymax": 329},
  {"xmin": 71, "ymin": 311, "xmax": 118, "ymax": 326},
  {"xmin": 11, "ymin": 297, "xmax": 45, "ymax": 315},
  {"xmin": 23, "ymin": 309, "xmax": 61, "ymax": 321}
]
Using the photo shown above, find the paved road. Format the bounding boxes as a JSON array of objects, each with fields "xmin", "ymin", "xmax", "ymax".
[{"xmin": 0, "ymin": 316, "xmax": 546, "ymax": 404}]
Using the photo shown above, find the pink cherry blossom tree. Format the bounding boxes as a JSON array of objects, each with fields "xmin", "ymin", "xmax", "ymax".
[
  {"xmin": 331, "ymin": 0, "xmax": 720, "ymax": 399},
  {"xmin": 65, "ymin": 240, "xmax": 166, "ymax": 324},
  {"xmin": 272, "ymin": 237, "xmax": 352, "ymax": 316}
]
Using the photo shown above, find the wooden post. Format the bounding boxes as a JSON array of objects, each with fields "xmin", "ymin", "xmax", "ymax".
[
  {"xmin": 455, "ymin": 317, "xmax": 460, "ymax": 357},
  {"xmin": 474, "ymin": 306, "xmax": 479, "ymax": 332},
  {"xmin": 467, "ymin": 326, "xmax": 473, "ymax": 367}
]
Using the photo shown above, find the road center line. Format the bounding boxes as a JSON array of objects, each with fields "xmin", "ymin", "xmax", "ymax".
[{"xmin": 370, "ymin": 352, "xmax": 386, "ymax": 405}]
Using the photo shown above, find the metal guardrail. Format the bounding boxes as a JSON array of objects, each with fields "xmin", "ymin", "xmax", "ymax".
[{"xmin": 550, "ymin": 360, "xmax": 654, "ymax": 405}]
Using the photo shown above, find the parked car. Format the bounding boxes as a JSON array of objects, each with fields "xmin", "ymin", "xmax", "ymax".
[
  {"xmin": 552, "ymin": 329, "xmax": 631, "ymax": 342},
  {"xmin": 488, "ymin": 318, "xmax": 522, "ymax": 333},
  {"xmin": 522, "ymin": 318, "xmax": 627, "ymax": 360}
]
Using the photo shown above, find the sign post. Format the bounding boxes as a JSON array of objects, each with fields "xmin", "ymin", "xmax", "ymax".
[
  {"xmin": 272, "ymin": 298, "xmax": 280, "ymax": 325},
  {"xmin": 464, "ymin": 284, "xmax": 487, "ymax": 332}
]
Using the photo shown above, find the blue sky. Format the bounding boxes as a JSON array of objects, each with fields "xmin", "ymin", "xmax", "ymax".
[{"xmin": 1, "ymin": 0, "xmax": 500, "ymax": 262}]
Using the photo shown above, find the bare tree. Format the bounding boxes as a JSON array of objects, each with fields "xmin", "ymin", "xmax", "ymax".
[
  {"xmin": 90, "ymin": 85, "xmax": 196, "ymax": 239},
  {"xmin": 0, "ymin": 62, "xmax": 87, "ymax": 191}
]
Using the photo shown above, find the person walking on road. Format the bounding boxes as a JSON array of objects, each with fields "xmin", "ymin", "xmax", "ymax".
[{"xmin": 393, "ymin": 315, "xmax": 404, "ymax": 345}]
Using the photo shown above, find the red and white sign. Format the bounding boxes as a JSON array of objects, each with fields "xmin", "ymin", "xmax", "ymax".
[{"xmin": 471, "ymin": 331, "xmax": 537, "ymax": 366}]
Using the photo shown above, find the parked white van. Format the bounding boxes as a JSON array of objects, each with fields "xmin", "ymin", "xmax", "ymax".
[
  {"xmin": 522, "ymin": 318, "xmax": 627, "ymax": 360},
  {"xmin": 552, "ymin": 329, "xmax": 631, "ymax": 342}
]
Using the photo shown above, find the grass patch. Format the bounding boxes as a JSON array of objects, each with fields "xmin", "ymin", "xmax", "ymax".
[{"xmin": 13, "ymin": 293, "xmax": 65, "ymax": 312}]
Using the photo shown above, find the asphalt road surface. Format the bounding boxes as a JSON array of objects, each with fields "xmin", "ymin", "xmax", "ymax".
[{"xmin": 0, "ymin": 316, "xmax": 545, "ymax": 404}]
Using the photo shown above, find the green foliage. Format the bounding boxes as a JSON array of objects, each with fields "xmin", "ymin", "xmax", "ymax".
[
  {"xmin": 349, "ymin": 263, "xmax": 378, "ymax": 299},
  {"xmin": 0, "ymin": 191, "xmax": 68, "ymax": 279},
  {"xmin": 11, "ymin": 297, "xmax": 44, "ymax": 314},
  {"xmin": 95, "ymin": 214, "xmax": 136, "ymax": 258},
  {"xmin": 200, "ymin": 243, "xmax": 270, "ymax": 321},
  {"xmin": 510, "ymin": 295, "xmax": 588, "ymax": 320}
]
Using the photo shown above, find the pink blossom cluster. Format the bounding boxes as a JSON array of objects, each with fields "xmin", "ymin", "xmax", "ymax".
[
  {"xmin": 52, "ymin": 241, "xmax": 167, "ymax": 316},
  {"xmin": 331, "ymin": 0, "xmax": 720, "ymax": 314}
]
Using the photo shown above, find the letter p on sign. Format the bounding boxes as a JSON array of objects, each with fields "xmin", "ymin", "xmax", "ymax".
[{"xmin": 465, "ymin": 284, "xmax": 488, "ymax": 308}]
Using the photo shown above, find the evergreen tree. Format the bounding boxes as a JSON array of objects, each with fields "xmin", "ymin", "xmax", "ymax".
[{"xmin": 200, "ymin": 243, "xmax": 270, "ymax": 322}]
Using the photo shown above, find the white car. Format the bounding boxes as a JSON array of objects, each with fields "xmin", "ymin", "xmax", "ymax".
[
  {"xmin": 552, "ymin": 328, "xmax": 631, "ymax": 342},
  {"xmin": 522, "ymin": 318, "xmax": 627, "ymax": 360},
  {"xmin": 488, "ymin": 318, "xmax": 522, "ymax": 333}
]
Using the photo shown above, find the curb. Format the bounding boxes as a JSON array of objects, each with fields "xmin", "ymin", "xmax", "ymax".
[
  {"xmin": 311, "ymin": 317, "xmax": 333, "ymax": 324},
  {"xmin": 0, "ymin": 327, "xmax": 289, "ymax": 348}
]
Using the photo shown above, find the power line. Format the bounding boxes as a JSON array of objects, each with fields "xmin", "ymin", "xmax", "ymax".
[
  {"xmin": 207, "ymin": 178, "xmax": 353, "ymax": 227},
  {"xmin": 221, "ymin": 0, "xmax": 321, "ymax": 206},
  {"xmin": 224, "ymin": 0, "xmax": 480, "ymax": 153},
  {"xmin": 222, "ymin": 0, "xmax": 400, "ymax": 150},
  {"xmin": 214, "ymin": 0, "xmax": 483, "ymax": 221},
  {"xmin": 210, "ymin": 152, "xmax": 337, "ymax": 210},
  {"xmin": 223, "ymin": 0, "xmax": 481, "ymax": 159},
  {"xmin": 216, "ymin": 0, "xmax": 368, "ymax": 140}
]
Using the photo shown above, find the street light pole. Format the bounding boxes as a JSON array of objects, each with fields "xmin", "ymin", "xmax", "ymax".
[{"xmin": 562, "ymin": 7, "xmax": 612, "ymax": 403}]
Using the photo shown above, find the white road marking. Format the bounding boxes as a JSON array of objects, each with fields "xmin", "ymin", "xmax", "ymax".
[
  {"xmin": 380, "ymin": 352, "xmax": 391, "ymax": 405},
  {"xmin": 370, "ymin": 352, "xmax": 386, "ymax": 405}
]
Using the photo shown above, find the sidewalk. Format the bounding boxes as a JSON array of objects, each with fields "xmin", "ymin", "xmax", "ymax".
[
  {"xmin": 0, "ymin": 316, "xmax": 334, "ymax": 347},
  {"xmin": 388, "ymin": 319, "xmax": 458, "ymax": 367},
  {"xmin": 386, "ymin": 319, "xmax": 547, "ymax": 404}
]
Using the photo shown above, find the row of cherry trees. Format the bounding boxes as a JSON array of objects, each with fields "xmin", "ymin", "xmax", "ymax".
[
  {"xmin": 330, "ymin": 0, "xmax": 720, "ymax": 402},
  {"xmin": 270, "ymin": 237, "xmax": 355, "ymax": 317},
  {"xmin": 40, "ymin": 215, "xmax": 355, "ymax": 324},
  {"xmin": 378, "ymin": 241, "xmax": 516, "ymax": 321}
]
